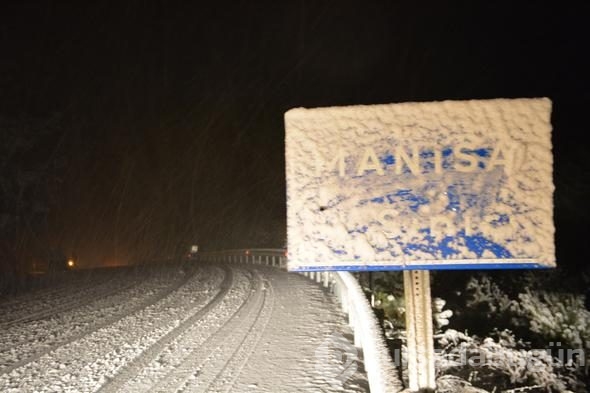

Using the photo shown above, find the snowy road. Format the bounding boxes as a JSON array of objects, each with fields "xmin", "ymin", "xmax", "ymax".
[{"xmin": 0, "ymin": 263, "xmax": 369, "ymax": 392}]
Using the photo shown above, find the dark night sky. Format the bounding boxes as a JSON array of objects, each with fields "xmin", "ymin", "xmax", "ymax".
[{"xmin": 1, "ymin": 2, "xmax": 589, "ymax": 269}]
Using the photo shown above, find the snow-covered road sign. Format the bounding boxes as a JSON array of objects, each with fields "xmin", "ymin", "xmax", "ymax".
[{"xmin": 285, "ymin": 98, "xmax": 555, "ymax": 271}]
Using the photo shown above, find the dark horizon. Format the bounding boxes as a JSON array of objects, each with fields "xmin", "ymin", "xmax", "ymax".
[{"xmin": 1, "ymin": 2, "xmax": 588, "ymax": 270}]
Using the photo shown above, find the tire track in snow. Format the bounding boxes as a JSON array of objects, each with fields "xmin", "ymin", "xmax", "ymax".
[
  {"xmin": 139, "ymin": 268, "xmax": 272, "ymax": 393},
  {"xmin": 0, "ymin": 265, "xmax": 201, "ymax": 376},
  {"xmin": 0, "ymin": 276, "xmax": 87, "ymax": 311},
  {"xmin": 193, "ymin": 270, "xmax": 274, "ymax": 393},
  {"xmin": 0, "ymin": 265, "xmax": 372, "ymax": 393},
  {"xmin": 0, "ymin": 270, "xmax": 137, "ymax": 328},
  {"xmin": 0, "ymin": 269, "xmax": 125, "ymax": 308},
  {"xmin": 0, "ymin": 267, "xmax": 176, "ymax": 353},
  {"xmin": 97, "ymin": 265, "xmax": 236, "ymax": 393}
]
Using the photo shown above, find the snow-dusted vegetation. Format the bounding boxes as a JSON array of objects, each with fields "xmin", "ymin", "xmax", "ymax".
[{"xmin": 362, "ymin": 270, "xmax": 589, "ymax": 392}]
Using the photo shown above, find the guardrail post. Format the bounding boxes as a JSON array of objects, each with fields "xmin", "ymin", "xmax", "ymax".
[
  {"xmin": 353, "ymin": 309, "xmax": 362, "ymax": 348},
  {"xmin": 340, "ymin": 287, "xmax": 348, "ymax": 314},
  {"xmin": 348, "ymin": 299, "xmax": 355, "ymax": 328}
]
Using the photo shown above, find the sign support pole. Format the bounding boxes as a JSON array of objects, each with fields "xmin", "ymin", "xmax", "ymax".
[{"xmin": 403, "ymin": 270, "xmax": 436, "ymax": 392}]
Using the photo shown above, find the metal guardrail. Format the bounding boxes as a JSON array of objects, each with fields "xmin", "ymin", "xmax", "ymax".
[
  {"xmin": 199, "ymin": 248, "xmax": 287, "ymax": 268},
  {"xmin": 199, "ymin": 248, "xmax": 403, "ymax": 393}
]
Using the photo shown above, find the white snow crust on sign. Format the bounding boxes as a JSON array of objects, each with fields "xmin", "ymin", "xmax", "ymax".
[{"xmin": 285, "ymin": 98, "xmax": 555, "ymax": 270}]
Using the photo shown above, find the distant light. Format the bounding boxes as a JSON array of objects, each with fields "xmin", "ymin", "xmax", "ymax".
[{"xmin": 67, "ymin": 259, "xmax": 75, "ymax": 268}]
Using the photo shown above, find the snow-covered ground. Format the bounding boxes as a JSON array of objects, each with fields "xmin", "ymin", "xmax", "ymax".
[{"xmin": 0, "ymin": 263, "xmax": 369, "ymax": 392}]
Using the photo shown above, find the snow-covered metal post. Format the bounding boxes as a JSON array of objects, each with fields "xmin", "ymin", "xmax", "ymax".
[{"xmin": 404, "ymin": 270, "xmax": 436, "ymax": 392}]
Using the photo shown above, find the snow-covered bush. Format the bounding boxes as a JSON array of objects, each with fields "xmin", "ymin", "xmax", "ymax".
[
  {"xmin": 517, "ymin": 290, "xmax": 590, "ymax": 349},
  {"xmin": 435, "ymin": 375, "xmax": 489, "ymax": 393},
  {"xmin": 372, "ymin": 290, "xmax": 406, "ymax": 330},
  {"xmin": 465, "ymin": 274, "xmax": 518, "ymax": 316},
  {"xmin": 436, "ymin": 329, "xmax": 569, "ymax": 392},
  {"xmin": 375, "ymin": 271, "xmax": 589, "ymax": 391},
  {"xmin": 433, "ymin": 297, "xmax": 453, "ymax": 332}
]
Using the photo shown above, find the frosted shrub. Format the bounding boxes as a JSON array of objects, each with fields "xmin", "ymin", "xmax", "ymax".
[
  {"xmin": 433, "ymin": 297, "xmax": 454, "ymax": 332},
  {"xmin": 372, "ymin": 290, "xmax": 406, "ymax": 329},
  {"xmin": 465, "ymin": 275, "xmax": 517, "ymax": 315},
  {"xmin": 436, "ymin": 329, "xmax": 569, "ymax": 392},
  {"xmin": 426, "ymin": 273, "xmax": 588, "ymax": 391},
  {"xmin": 436, "ymin": 375, "xmax": 488, "ymax": 393},
  {"xmin": 517, "ymin": 290, "xmax": 590, "ymax": 348},
  {"xmin": 454, "ymin": 274, "xmax": 533, "ymax": 338}
]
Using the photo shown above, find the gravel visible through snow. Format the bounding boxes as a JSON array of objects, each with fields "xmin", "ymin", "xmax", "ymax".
[{"xmin": 0, "ymin": 263, "xmax": 369, "ymax": 393}]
